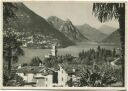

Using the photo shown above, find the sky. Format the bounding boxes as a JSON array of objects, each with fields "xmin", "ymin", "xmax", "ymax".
[{"xmin": 23, "ymin": 1, "xmax": 119, "ymax": 29}]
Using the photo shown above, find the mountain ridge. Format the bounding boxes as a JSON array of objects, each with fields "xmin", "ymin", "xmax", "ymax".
[
  {"xmin": 102, "ymin": 29, "xmax": 121, "ymax": 44},
  {"xmin": 98, "ymin": 25, "xmax": 117, "ymax": 35},
  {"xmin": 4, "ymin": 3, "xmax": 75, "ymax": 48},
  {"xmin": 47, "ymin": 16, "xmax": 89, "ymax": 42},
  {"xmin": 76, "ymin": 23, "xmax": 107, "ymax": 42}
]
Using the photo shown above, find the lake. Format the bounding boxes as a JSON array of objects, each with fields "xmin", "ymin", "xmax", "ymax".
[{"xmin": 18, "ymin": 42, "xmax": 120, "ymax": 64}]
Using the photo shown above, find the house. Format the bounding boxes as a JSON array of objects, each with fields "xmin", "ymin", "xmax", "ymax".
[
  {"xmin": 57, "ymin": 65, "xmax": 68, "ymax": 87},
  {"xmin": 16, "ymin": 64, "xmax": 69, "ymax": 87},
  {"xmin": 16, "ymin": 65, "xmax": 53, "ymax": 87}
]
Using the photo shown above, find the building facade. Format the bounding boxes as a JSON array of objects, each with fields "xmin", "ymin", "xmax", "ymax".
[{"xmin": 16, "ymin": 64, "xmax": 69, "ymax": 87}]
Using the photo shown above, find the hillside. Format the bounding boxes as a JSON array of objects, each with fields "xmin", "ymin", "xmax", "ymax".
[
  {"xmin": 77, "ymin": 24, "xmax": 107, "ymax": 42},
  {"xmin": 3, "ymin": 3, "xmax": 75, "ymax": 48},
  {"xmin": 47, "ymin": 16, "xmax": 64, "ymax": 30},
  {"xmin": 59, "ymin": 19, "xmax": 88, "ymax": 42},
  {"xmin": 47, "ymin": 16, "xmax": 88, "ymax": 42},
  {"xmin": 102, "ymin": 30, "xmax": 121, "ymax": 44},
  {"xmin": 98, "ymin": 25, "xmax": 117, "ymax": 35}
]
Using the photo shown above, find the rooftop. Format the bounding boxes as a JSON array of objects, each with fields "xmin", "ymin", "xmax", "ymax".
[{"xmin": 17, "ymin": 66, "xmax": 54, "ymax": 75}]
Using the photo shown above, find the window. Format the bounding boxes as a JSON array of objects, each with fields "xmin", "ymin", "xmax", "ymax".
[
  {"xmin": 53, "ymin": 72, "xmax": 58, "ymax": 83},
  {"xmin": 62, "ymin": 77, "xmax": 63, "ymax": 81}
]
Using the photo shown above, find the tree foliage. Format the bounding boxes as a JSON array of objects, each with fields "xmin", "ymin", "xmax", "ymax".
[
  {"xmin": 30, "ymin": 56, "xmax": 42, "ymax": 66},
  {"xmin": 3, "ymin": 3, "xmax": 18, "ymax": 21},
  {"xmin": 92, "ymin": 3, "xmax": 125, "ymax": 22},
  {"xmin": 3, "ymin": 3, "xmax": 24, "ymax": 86},
  {"xmin": 92, "ymin": 3, "xmax": 125, "ymax": 86}
]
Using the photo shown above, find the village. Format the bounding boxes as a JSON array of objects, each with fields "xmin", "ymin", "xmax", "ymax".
[
  {"xmin": 15, "ymin": 44, "xmax": 121, "ymax": 87},
  {"xmin": 16, "ymin": 45, "xmax": 79, "ymax": 87},
  {"xmin": 3, "ymin": 30, "xmax": 60, "ymax": 49}
]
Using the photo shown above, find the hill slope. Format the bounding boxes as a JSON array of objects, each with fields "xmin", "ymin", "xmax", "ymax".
[
  {"xmin": 4, "ymin": 3, "xmax": 75, "ymax": 48},
  {"xmin": 102, "ymin": 30, "xmax": 121, "ymax": 44},
  {"xmin": 59, "ymin": 19, "xmax": 89, "ymax": 42},
  {"xmin": 47, "ymin": 16, "xmax": 88, "ymax": 42},
  {"xmin": 77, "ymin": 24, "xmax": 107, "ymax": 42},
  {"xmin": 47, "ymin": 16, "xmax": 64, "ymax": 30},
  {"xmin": 98, "ymin": 25, "xmax": 117, "ymax": 35}
]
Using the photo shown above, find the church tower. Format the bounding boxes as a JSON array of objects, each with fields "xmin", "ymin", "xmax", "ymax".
[{"xmin": 51, "ymin": 44, "xmax": 57, "ymax": 56}]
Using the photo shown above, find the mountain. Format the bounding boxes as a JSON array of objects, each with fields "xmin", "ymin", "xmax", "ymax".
[
  {"xmin": 59, "ymin": 19, "xmax": 88, "ymax": 42},
  {"xmin": 98, "ymin": 25, "xmax": 117, "ymax": 35},
  {"xmin": 77, "ymin": 24, "xmax": 107, "ymax": 42},
  {"xmin": 47, "ymin": 16, "xmax": 89, "ymax": 42},
  {"xmin": 102, "ymin": 29, "xmax": 121, "ymax": 44},
  {"xmin": 47, "ymin": 16, "xmax": 64, "ymax": 30},
  {"xmin": 4, "ymin": 3, "xmax": 75, "ymax": 48}
]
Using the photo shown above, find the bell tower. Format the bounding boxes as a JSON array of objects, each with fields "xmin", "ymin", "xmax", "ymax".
[{"xmin": 51, "ymin": 44, "xmax": 57, "ymax": 56}]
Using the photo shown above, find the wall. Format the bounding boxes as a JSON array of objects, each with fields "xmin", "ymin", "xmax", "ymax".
[
  {"xmin": 58, "ymin": 66, "xmax": 68, "ymax": 87},
  {"xmin": 17, "ymin": 73, "xmax": 34, "ymax": 83}
]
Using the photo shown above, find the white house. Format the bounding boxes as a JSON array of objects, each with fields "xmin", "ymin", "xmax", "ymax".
[
  {"xmin": 57, "ymin": 65, "xmax": 68, "ymax": 87},
  {"xmin": 34, "ymin": 73, "xmax": 53, "ymax": 87},
  {"xmin": 16, "ymin": 64, "xmax": 69, "ymax": 87}
]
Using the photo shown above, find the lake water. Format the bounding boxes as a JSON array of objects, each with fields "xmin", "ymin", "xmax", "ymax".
[{"xmin": 18, "ymin": 42, "xmax": 120, "ymax": 64}]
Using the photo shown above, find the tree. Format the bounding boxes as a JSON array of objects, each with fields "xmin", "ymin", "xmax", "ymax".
[
  {"xmin": 43, "ymin": 56, "xmax": 59, "ymax": 68},
  {"xmin": 3, "ymin": 3, "xmax": 24, "ymax": 76},
  {"xmin": 92, "ymin": 3, "xmax": 125, "ymax": 54},
  {"xmin": 92, "ymin": 3, "xmax": 125, "ymax": 86},
  {"xmin": 3, "ymin": 3, "xmax": 17, "ymax": 19},
  {"xmin": 3, "ymin": 33, "xmax": 24, "ymax": 75},
  {"xmin": 3, "ymin": 3, "xmax": 18, "ymax": 31},
  {"xmin": 30, "ymin": 56, "xmax": 42, "ymax": 66}
]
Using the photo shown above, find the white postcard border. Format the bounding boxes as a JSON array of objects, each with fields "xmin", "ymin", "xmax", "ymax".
[{"xmin": 0, "ymin": 0, "xmax": 127, "ymax": 90}]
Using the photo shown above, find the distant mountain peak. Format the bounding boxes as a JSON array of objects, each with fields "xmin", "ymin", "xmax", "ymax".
[
  {"xmin": 102, "ymin": 29, "xmax": 120, "ymax": 44},
  {"xmin": 48, "ymin": 16, "xmax": 62, "ymax": 21},
  {"xmin": 65, "ymin": 18, "xmax": 71, "ymax": 22},
  {"xmin": 100, "ymin": 25, "xmax": 116, "ymax": 28},
  {"xmin": 98, "ymin": 25, "xmax": 117, "ymax": 35},
  {"xmin": 47, "ymin": 16, "xmax": 88, "ymax": 42},
  {"xmin": 64, "ymin": 19, "xmax": 73, "ymax": 27},
  {"xmin": 77, "ymin": 23, "xmax": 107, "ymax": 42},
  {"xmin": 48, "ymin": 16, "xmax": 58, "ymax": 18}
]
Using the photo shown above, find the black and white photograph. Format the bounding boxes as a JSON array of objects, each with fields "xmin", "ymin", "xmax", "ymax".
[{"xmin": 3, "ymin": 1, "xmax": 125, "ymax": 87}]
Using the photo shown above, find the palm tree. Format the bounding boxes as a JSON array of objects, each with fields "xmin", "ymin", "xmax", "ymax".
[
  {"xmin": 93, "ymin": 3, "xmax": 125, "ymax": 52},
  {"xmin": 3, "ymin": 33, "xmax": 24, "ymax": 75},
  {"xmin": 3, "ymin": 3, "xmax": 24, "ymax": 75},
  {"xmin": 92, "ymin": 3, "xmax": 125, "ymax": 86}
]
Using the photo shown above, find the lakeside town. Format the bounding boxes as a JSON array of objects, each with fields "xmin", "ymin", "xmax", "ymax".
[
  {"xmin": 4, "ymin": 43, "xmax": 122, "ymax": 87},
  {"xmin": 3, "ymin": 2, "xmax": 125, "ymax": 87}
]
